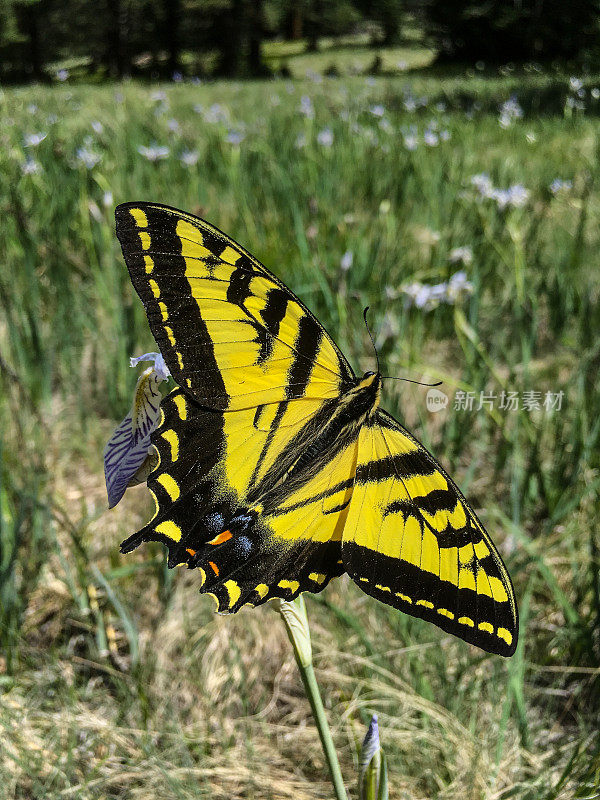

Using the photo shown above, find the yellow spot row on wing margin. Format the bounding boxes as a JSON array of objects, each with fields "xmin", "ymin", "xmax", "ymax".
[{"xmin": 359, "ymin": 576, "xmax": 513, "ymax": 647}]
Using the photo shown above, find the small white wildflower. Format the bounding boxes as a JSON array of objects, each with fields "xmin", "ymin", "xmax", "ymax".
[
  {"xmin": 340, "ymin": 250, "xmax": 353, "ymax": 271},
  {"xmin": 76, "ymin": 146, "xmax": 102, "ymax": 169},
  {"xmin": 404, "ymin": 95, "xmax": 417, "ymax": 112},
  {"xmin": 56, "ymin": 68, "xmax": 69, "ymax": 82},
  {"xmin": 167, "ymin": 118, "xmax": 180, "ymax": 132},
  {"xmin": 499, "ymin": 96, "xmax": 523, "ymax": 128},
  {"xmin": 471, "ymin": 173, "xmax": 494, "ymax": 198},
  {"xmin": 506, "ymin": 183, "xmax": 529, "ymax": 207},
  {"xmin": 299, "ymin": 95, "xmax": 314, "ymax": 119},
  {"xmin": 306, "ymin": 69, "xmax": 323, "ymax": 84},
  {"xmin": 379, "ymin": 118, "xmax": 393, "ymax": 134},
  {"xmin": 592, "ymin": 88, "xmax": 600, "ymax": 100},
  {"xmin": 204, "ymin": 103, "xmax": 228, "ymax": 124},
  {"xmin": 566, "ymin": 96, "xmax": 585, "ymax": 111},
  {"xmin": 569, "ymin": 77, "xmax": 583, "ymax": 92},
  {"xmin": 424, "ymin": 129, "xmax": 438, "ymax": 146},
  {"xmin": 317, "ymin": 127, "xmax": 333, "ymax": 147},
  {"xmin": 226, "ymin": 129, "xmax": 245, "ymax": 145},
  {"xmin": 103, "ymin": 191, "xmax": 113, "ymax": 207},
  {"xmin": 446, "ymin": 270, "xmax": 474, "ymax": 301},
  {"xmin": 404, "ymin": 133, "xmax": 418, "ymax": 150},
  {"xmin": 493, "ymin": 184, "xmax": 529, "ymax": 209},
  {"xmin": 91, "ymin": 120, "xmax": 104, "ymax": 135},
  {"xmin": 526, "ymin": 131, "xmax": 537, "ymax": 143},
  {"xmin": 180, "ymin": 149, "xmax": 199, "ymax": 166},
  {"xmin": 415, "ymin": 284, "xmax": 441, "ymax": 311},
  {"xmin": 369, "ymin": 104, "xmax": 385, "ymax": 117},
  {"xmin": 397, "ymin": 60, "xmax": 407, "ymax": 71},
  {"xmin": 449, "ymin": 246, "xmax": 473, "ymax": 265},
  {"xmin": 549, "ymin": 178, "xmax": 572, "ymax": 194},
  {"xmin": 151, "ymin": 90, "xmax": 167, "ymax": 102},
  {"xmin": 138, "ymin": 144, "xmax": 170, "ymax": 161},
  {"xmin": 21, "ymin": 158, "xmax": 41, "ymax": 175},
  {"xmin": 24, "ymin": 132, "xmax": 47, "ymax": 147},
  {"xmin": 439, "ymin": 129, "xmax": 451, "ymax": 141},
  {"xmin": 27, "ymin": 104, "xmax": 38, "ymax": 114}
]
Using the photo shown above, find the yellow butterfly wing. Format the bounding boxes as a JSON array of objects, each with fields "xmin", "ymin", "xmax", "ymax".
[
  {"xmin": 121, "ymin": 386, "xmax": 359, "ymax": 610},
  {"xmin": 115, "ymin": 202, "xmax": 354, "ymax": 410},
  {"xmin": 115, "ymin": 202, "xmax": 358, "ymax": 609},
  {"xmin": 115, "ymin": 202, "xmax": 518, "ymax": 655},
  {"xmin": 341, "ymin": 410, "xmax": 518, "ymax": 656}
]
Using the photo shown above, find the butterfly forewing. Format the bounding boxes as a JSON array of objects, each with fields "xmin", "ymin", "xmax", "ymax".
[
  {"xmin": 341, "ymin": 411, "xmax": 518, "ymax": 656},
  {"xmin": 115, "ymin": 203, "xmax": 354, "ymax": 410}
]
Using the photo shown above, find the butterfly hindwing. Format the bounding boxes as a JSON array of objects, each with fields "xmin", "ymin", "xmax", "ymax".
[
  {"xmin": 122, "ymin": 388, "xmax": 353, "ymax": 610},
  {"xmin": 115, "ymin": 203, "xmax": 354, "ymax": 410},
  {"xmin": 341, "ymin": 410, "xmax": 518, "ymax": 656}
]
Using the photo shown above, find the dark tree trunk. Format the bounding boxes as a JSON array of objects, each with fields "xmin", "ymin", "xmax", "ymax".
[
  {"xmin": 216, "ymin": 0, "xmax": 244, "ymax": 76},
  {"xmin": 247, "ymin": 0, "xmax": 267, "ymax": 76},
  {"xmin": 105, "ymin": 0, "xmax": 127, "ymax": 77},
  {"xmin": 22, "ymin": 5, "xmax": 44, "ymax": 81},
  {"xmin": 290, "ymin": 7, "xmax": 303, "ymax": 39},
  {"xmin": 305, "ymin": 0, "xmax": 322, "ymax": 52},
  {"xmin": 165, "ymin": 0, "xmax": 181, "ymax": 76}
]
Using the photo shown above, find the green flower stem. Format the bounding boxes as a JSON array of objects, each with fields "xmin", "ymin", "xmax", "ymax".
[{"xmin": 276, "ymin": 596, "xmax": 347, "ymax": 800}]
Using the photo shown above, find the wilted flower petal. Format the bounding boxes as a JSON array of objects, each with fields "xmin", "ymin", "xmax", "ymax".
[{"xmin": 104, "ymin": 354, "xmax": 170, "ymax": 508}]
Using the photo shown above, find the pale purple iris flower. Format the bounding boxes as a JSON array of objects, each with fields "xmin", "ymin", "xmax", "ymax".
[{"xmin": 103, "ymin": 353, "xmax": 170, "ymax": 508}]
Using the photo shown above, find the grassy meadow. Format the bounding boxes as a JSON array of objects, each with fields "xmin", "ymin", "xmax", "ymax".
[{"xmin": 1, "ymin": 39, "xmax": 600, "ymax": 799}]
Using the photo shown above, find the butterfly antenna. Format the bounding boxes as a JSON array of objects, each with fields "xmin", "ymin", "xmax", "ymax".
[
  {"xmin": 381, "ymin": 376, "xmax": 443, "ymax": 387},
  {"xmin": 363, "ymin": 306, "xmax": 380, "ymax": 374}
]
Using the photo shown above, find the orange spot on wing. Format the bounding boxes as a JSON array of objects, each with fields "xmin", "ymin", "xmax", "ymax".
[
  {"xmin": 208, "ymin": 530, "xmax": 232, "ymax": 546},
  {"xmin": 208, "ymin": 561, "xmax": 219, "ymax": 576},
  {"xmin": 186, "ymin": 548, "xmax": 196, "ymax": 556}
]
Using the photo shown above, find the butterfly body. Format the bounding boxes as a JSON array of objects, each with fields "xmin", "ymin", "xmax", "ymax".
[{"xmin": 115, "ymin": 202, "xmax": 518, "ymax": 656}]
